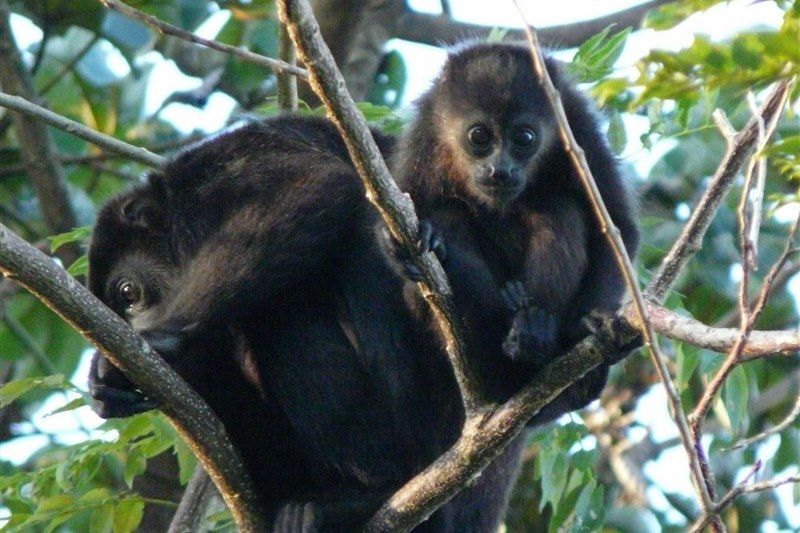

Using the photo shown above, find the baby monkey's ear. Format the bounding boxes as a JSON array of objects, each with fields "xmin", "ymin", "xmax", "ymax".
[
  {"xmin": 119, "ymin": 195, "xmax": 160, "ymax": 229},
  {"xmin": 119, "ymin": 171, "xmax": 168, "ymax": 230}
]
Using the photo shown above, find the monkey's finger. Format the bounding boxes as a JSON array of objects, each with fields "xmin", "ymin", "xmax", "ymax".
[{"xmin": 91, "ymin": 396, "xmax": 159, "ymax": 419}]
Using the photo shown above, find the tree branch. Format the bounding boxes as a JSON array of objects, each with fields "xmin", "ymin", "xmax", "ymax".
[
  {"xmin": 394, "ymin": 0, "xmax": 671, "ymax": 49},
  {"xmin": 167, "ymin": 465, "xmax": 218, "ymax": 533},
  {"xmin": 632, "ymin": 304, "xmax": 799, "ymax": 358},
  {"xmin": 277, "ymin": 0, "xmax": 483, "ymax": 412},
  {"xmin": 277, "ymin": 23, "xmax": 299, "ymax": 111},
  {"xmin": 510, "ymin": 3, "xmax": 719, "ymax": 520},
  {"xmin": 645, "ymin": 80, "xmax": 793, "ymax": 302},
  {"xmin": 0, "ymin": 92, "xmax": 166, "ymax": 168},
  {"xmin": 96, "ymin": 0, "xmax": 308, "ymax": 80},
  {"xmin": 364, "ymin": 334, "xmax": 612, "ymax": 532},
  {"xmin": 0, "ymin": 3, "xmax": 78, "ymax": 262},
  {"xmin": 0, "ymin": 224, "xmax": 265, "ymax": 532}
]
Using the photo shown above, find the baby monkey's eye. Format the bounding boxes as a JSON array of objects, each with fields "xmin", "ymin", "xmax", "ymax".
[
  {"xmin": 512, "ymin": 127, "xmax": 536, "ymax": 147},
  {"xmin": 467, "ymin": 125, "xmax": 492, "ymax": 147},
  {"xmin": 118, "ymin": 280, "xmax": 142, "ymax": 306}
]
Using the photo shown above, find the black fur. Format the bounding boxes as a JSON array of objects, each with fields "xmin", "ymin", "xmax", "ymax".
[{"xmin": 87, "ymin": 42, "xmax": 639, "ymax": 532}]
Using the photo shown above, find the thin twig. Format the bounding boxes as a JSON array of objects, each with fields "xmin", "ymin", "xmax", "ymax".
[
  {"xmin": 167, "ymin": 465, "xmax": 218, "ymax": 533},
  {"xmin": 509, "ymin": 2, "xmax": 719, "ymax": 520},
  {"xmin": 715, "ymin": 260, "xmax": 800, "ymax": 328},
  {"xmin": 691, "ymin": 474, "xmax": 800, "ymax": 531},
  {"xmin": 97, "ymin": 0, "xmax": 308, "ymax": 80},
  {"xmin": 277, "ymin": 23, "xmax": 298, "ymax": 111},
  {"xmin": 276, "ymin": 0, "xmax": 482, "ymax": 413},
  {"xmin": 38, "ymin": 34, "xmax": 101, "ymax": 94},
  {"xmin": 726, "ymin": 378, "xmax": 800, "ymax": 451},
  {"xmin": 690, "ymin": 213, "xmax": 800, "ymax": 434},
  {"xmin": 0, "ymin": 92, "xmax": 165, "ymax": 168},
  {"xmin": 646, "ymin": 80, "xmax": 793, "ymax": 302},
  {"xmin": 2, "ymin": 313, "xmax": 60, "ymax": 376}
]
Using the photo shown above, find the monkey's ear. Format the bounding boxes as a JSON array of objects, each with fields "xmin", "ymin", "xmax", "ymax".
[{"xmin": 120, "ymin": 194, "xmax": 162, "ymax": 230}]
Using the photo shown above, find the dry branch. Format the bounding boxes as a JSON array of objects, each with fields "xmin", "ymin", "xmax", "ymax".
[
  {"xmin": 0, "ymin": 5, "xmax": 78, "ymax": 262},
  {"xmin": 641, "ymin": 304, "xmax": 800, "ymax": 358},
  {"xmin": 0, "ymin": 224, "xmax": 265, "ymax": 532},
  {"xmin": 394, "ymin": 0, "xmax": 671, "ymax": 49},
  {"xmin": 0, "ymin": 92, "xmax": 166, "ymax": 168},
  {"xmin": 510, "ymin": 2, "xmax": 719, "ymax": 518},
  {"xmin": 97, "ymin": 0, "xmax": 308, "ymax": 80},
  {"xmin": 646, "ymin": 80, "xmax": 792, "ymax": 302}
]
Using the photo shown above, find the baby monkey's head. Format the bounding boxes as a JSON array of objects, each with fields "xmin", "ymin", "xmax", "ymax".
[{"xmin": 430, "ymin": 43, "xmax": 561, "ymax": 209}]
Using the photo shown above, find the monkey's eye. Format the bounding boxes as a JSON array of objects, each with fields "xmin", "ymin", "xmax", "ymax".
[
  {"xmin": 512, "ymin": 127, "xmax": 536, "ymax": 148},
  {"xmin": 467, "ymin": 125, "xmax": 492, "ymax": 148},
  {"xmin": 118, "ymin": 280, "xmax": 142, "ymax": 307}
]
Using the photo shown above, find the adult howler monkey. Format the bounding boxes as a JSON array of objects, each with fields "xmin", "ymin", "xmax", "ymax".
[{"xmin": 88, "ymin": 43, "xmax": 638, "ymax": 532}]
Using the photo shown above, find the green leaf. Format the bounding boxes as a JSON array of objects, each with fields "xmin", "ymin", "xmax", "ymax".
[
  {"xmin": 607, "ymin": 111, "xmax": 627, "ymax": 155},
  {"xmin": 90, "ymin": 503, "xmax": 115, "ymax": 533},
  {"xmin": 112, "ymin": 499, "xmax": 144, "ymax": 533},
  {"xmin": 569, "ymin": 26, "xmax": 631, "ymax": 82},
  {"xmin": 48, "ymin": 226, "xmax": 91, "ymax": 253},
  {"xmin": 675, "ymin": 343, "xmax": 700, "ymax": 393},
  {"xmin": 175, "ymin": 438, "xmax": 198, "ymax": 485},
  {"xmin": 572, "ymin": 480, "xmax": 604, "ymax": 532},
  {"xmin": 44, "ymin": 396, "xmax": 86, "ymax": 417},
  {"xmin": 79, "ymin": 487, "xmax": 111, "ymax": 503},
  {"xmin": 124, "ymin": 448, "xmax": 146, "ymax": 488},
  {"xmin": 67, "ymin": 255, "xmax": 90, "ymax": 276},
  {"xmin": 40, "ymin": 494, "xmax": 74, "ymax": 512},
  {"xmin": 723, "ymin": 365, "xmax": 749, "ymax": 434},
  {"xmin": 0, "ymin": 375, "xmax": 69, "ymax": 408}
]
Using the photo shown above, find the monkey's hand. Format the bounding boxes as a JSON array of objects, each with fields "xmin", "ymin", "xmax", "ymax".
[
  {"xmin": 88, "ymin": 352, "xmax": 158, "ymax": 418},
  {"xmin": 500, "ymin": 281, "xmax": 559, "ymax": 366},
  {"xmin": 273, "ymin": 502, "xmax": 318, "ymax": 533},
  {"xmin": 378, "ymin": 220, "xmax": 447, "ymax": 282},
  {"xmin": 580, "ymin": 310, "xmax": 642, "ymax": 365}
]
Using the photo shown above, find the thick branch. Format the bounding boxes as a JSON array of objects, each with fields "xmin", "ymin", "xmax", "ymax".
[
  {"xmin": 0, "ymin": 4, "xmax": 78, "ymax": 261},
  {"xmin": 97, "ymin": 0, "xmax": 308, "ymax": 80},
  {"xmin": 277, "ymin": 0, "xmax": 482, "ymax": 412},
  {"xmin": 364, "ymin": 334, "xmax": 611, "ymax": 531},
  {"xmin": 645, "ymin": 80, "xmax": 792, "ymax": 302},
  {"xmin": 394, "ymin": 0, "xmax": 670, "ymax": 48},
  {"xmin": 0, "ymin": 225, "xmax": 265, "ymax": 532},
  {"xmin": 0, "ymin": 93, "xmax": 166, "ymax": 168},
  {"xmin": 637, "ymin": 304, "xmax": 800, "ymax": 359}
]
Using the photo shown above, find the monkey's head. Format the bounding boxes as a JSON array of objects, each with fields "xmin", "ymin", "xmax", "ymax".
[
  {"xmin": 422, "ymin": 43, "xmax": 566, "ymax": 209},
  {"xmin": 86, "ymin": 175, "xmax": 180, "ymax": 417},
  {"xmin": 88, "ymin": 175, "xmax": 177, "ymax": 330}
]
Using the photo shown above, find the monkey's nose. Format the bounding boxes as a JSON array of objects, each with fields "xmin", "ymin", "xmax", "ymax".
[{"xmin": 489, "ymin": 166, "xmax": 519, "ymax": 188}]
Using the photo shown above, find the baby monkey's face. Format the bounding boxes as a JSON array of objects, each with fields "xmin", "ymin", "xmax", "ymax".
[{"xmin": 439, "ymin": 108, "xmax": 542, "ymax": 209}]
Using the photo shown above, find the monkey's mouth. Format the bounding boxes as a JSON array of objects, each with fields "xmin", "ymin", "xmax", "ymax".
[{"xmin": 477, "ymin": 180, "xmax": 524, "ymax": 200}]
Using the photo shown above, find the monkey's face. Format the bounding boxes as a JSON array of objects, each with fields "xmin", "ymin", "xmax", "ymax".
[
  {"xmin": 437, "ymin": 107, "xmax": 546, "ymax": 209},
  {"xmin": 88, "ymin": 186, "xmax": 176, "ymax": 332}
]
